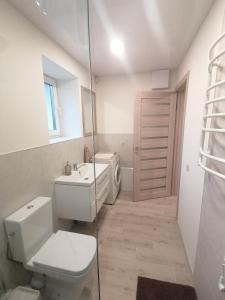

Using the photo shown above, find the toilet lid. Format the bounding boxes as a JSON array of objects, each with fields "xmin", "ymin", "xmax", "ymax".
[{"xmin": 33, "ymin": 231, "xmax": 96, "ymax": 276}]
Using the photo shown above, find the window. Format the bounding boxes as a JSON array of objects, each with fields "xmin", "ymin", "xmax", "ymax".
[
  {"xmin": 42, "ymin": 56, "xmax": 83, "ymax": 141},
  {"xmin": 44, "ymin": 75, "xmax": 60, "ymax": 136}
]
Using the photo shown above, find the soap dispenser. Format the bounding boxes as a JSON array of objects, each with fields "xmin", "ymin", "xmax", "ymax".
[{"xmin": 64, "ymin": 161, "xmax": 72, "ymax": 176}]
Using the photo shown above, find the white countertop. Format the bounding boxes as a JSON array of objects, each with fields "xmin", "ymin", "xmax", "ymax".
[{"xmin": 55, "ymin": 163, "xmax": 109, "ymax": 186}]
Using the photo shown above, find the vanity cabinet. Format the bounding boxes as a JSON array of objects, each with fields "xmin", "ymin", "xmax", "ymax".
[{"xmin": 55, "ymin": 164, "xmax": 109, "ymax": 222}]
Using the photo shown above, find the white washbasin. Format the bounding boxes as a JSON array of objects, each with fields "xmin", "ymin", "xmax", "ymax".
[{"xmin": 55, "ymin": 163, "xmax": 109, "ymax": 186}]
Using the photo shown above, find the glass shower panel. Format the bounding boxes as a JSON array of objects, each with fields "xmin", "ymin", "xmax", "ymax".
[{"xmin": 0, "ymin": 0, "xmax": 99, "ymax": 299}]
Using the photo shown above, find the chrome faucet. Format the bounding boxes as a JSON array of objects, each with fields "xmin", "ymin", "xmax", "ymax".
[{"xmin": 73, "ymin": 163, "xmax": 85, "ymax": 171}]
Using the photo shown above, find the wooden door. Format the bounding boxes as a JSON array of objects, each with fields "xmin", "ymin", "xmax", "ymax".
[{"xmin": 134, "ymin": 91, "xmax": 177, "ymax": 201}]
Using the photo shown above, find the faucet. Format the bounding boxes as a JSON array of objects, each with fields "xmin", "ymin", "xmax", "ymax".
[
  {"xmin": 73, "ymin": 163, "xmax": 85, "ymax": 171},
  {"xmin": 73, "ymin": 163, "xmax": 85, "ymax": 174}
]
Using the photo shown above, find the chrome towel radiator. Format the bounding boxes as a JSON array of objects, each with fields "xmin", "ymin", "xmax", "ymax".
[{"xmin": 199, "ymin": 31, "xmax": 225, "ymax": 179}]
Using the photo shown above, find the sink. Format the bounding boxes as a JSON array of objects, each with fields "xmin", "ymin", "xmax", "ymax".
[
  {"xmin": 72, "ymin": 163, "xmax": 90, "ymax": 180},
  {"xmin": 55, "ymin": 163, "xmax": 109, "ymax": 186}
]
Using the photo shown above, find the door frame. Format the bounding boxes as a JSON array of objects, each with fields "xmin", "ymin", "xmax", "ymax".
[
  {"xmin": 171, "ymin": 72, "xmax": 189, "ymax": 216},
  {"xmin": 133, "ymin": 73, "xmax": 189, "ymax": 209}
]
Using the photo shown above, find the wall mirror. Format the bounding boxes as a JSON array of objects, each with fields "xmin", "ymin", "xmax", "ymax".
[
  {"xmin": 0, "ymin": 0, "xmax": 92, "ymax": 155},
  {"xmin": 81, "ymin": 86, "xmax": 97, "ymax": 136}
]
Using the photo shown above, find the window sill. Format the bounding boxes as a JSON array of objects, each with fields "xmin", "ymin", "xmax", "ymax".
[{"xmin": 49, "ymin": 136, "xmax": 75, "ymax": 144}]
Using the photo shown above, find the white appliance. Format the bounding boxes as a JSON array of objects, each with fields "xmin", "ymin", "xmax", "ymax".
[
  {"xmin": 4, "ymin": 197, "xmax": 97, "ymax": 300},
  {"xmin": 95, "ymin": 152, "xmax": 121, "ymax": 204}
]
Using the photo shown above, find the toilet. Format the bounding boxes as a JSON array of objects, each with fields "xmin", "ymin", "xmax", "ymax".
[{"xmin": 4, "ymin": 197, "xmax": 97, "ymax": 300}]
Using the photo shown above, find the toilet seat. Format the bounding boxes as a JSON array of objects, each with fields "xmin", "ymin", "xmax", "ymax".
[{"xmin": 27, "ymin": 231, "xmax": 96, "ymax": 280}]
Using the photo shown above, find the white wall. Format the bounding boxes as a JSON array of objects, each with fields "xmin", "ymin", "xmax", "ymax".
[
  {"xmin": 176, "ymin": 0, "xmax": 225, "ymax": 271},
  {"xmin": 95, "ymin": 71, "xmax": 177, "ymax": 134},
  {"xmin": 0, "ymin": 0, "xmax": 91, "ymax": 154}
]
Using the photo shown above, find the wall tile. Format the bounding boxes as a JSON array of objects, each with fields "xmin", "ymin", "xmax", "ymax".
[
  {"xmin": 95, "ymin": 134, "xmax": 133, "ymax": 168},
  {"xmin": 0, "ymin": 137, "xmax": 93, "ymax": 288}
]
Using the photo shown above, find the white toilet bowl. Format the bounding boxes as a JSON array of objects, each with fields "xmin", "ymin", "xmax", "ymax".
[
  {"xmin": 26, "ymin": 230, "xmax": 97, "ymax": 299},
  {"xmin": 4, "ymin": 197, "xmax": 97, "ymax": 300}
]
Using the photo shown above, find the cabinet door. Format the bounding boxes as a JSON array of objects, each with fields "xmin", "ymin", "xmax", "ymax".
[{"xmin": 55, "ymin": 184, "xmax": 92, "ymax": 222}]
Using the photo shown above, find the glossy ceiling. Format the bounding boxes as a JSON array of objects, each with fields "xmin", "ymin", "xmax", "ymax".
[{"xmin": 10, "ymin": 0, "xmax": 215, "ymax": 75}]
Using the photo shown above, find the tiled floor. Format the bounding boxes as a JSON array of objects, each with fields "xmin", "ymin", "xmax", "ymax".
[{"xmin": 73, "ymin": 192, "xmax": 193, "ymax": 300}]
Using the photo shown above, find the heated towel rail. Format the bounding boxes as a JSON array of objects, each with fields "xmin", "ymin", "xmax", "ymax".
[{"xmin": 199, "ymin": 31, "xmax": 225, "ymax": 180}]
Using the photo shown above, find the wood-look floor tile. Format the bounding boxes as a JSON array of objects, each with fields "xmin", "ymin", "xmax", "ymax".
[{"xmin": 72, "ymin": 191, "xmax": 193, "ymax": 300}]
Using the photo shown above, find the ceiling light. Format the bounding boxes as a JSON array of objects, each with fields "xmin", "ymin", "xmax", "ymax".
[{"xmin": 110, "ymin": 38, "xmax": 125, "ymax": 56}]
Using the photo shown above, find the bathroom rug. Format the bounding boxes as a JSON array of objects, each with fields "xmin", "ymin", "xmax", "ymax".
[{"xmin": 136, "ymin": 277, "xmax": 197, "ymax": 300}]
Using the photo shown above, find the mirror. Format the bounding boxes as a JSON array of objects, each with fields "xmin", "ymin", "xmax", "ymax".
[
  {"xmin": 81, "ymin": 86, "xmax": 97, "ymax": 136},
  {"xmin": 0, "ymin": 1, "xmax": 100, "ymax": 297},
  {"xmin": 0, "ymin": 0, "xmax": 92, "ymax": 154}
]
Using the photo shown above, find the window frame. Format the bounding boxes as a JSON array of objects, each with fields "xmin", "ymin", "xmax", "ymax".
[{"xmin": 44, "ymin": 75, "xmax": 61, "ymax": 137}]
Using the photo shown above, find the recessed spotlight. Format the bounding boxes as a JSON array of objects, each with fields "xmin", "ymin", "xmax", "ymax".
[{"xmin": 110, "ymin": 38, "xmax": 125, "ymax": 56}]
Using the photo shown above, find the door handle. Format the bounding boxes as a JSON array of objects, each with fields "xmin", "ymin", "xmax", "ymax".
[{"xmin": 134, "ymin": 146, "xmax": 139, "ymax": 154}]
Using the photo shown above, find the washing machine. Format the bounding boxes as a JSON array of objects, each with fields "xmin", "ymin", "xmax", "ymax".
[{"xmin": 95, "ymin": 152, "xmax": 121, "ymax": 204}]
